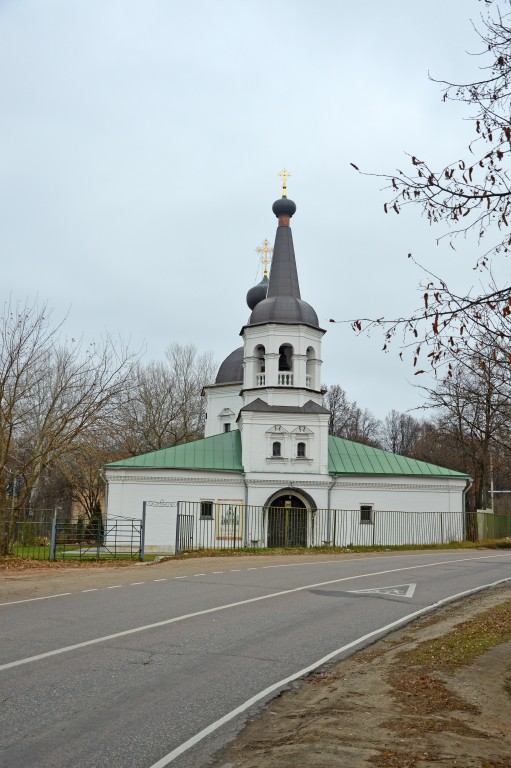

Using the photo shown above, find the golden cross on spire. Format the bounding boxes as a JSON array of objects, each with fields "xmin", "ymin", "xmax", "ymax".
[
  {"xmin": 278, "ymin": 168, "xmax": 292, "ymax": 198},
  {"xmin": 255, "ymin": 238, "xmax": 273, "ymax": 277}
]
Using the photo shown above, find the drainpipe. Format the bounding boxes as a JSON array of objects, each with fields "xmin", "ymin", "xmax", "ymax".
[
  {"xmin": 327, "ymin": 475, "xmax": 338, "ymax": 545},
  {"xmin": 242, "ymin": 473, "xmax": 249, "ymax": 547}
]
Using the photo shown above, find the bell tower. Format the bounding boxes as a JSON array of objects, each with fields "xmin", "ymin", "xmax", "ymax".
[{"xmin": 238, "ymin": 172, "xmax": 330, "ymax": 474}]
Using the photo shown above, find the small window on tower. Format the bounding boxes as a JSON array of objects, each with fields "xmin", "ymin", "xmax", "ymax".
[
  {"xmin": 272, "ymin": 441, "xmax": 281, "ymax": 457},
  {"xmin": 224, "ymin": 423, "xmax": 231, "ymax": 433},
  {"xmin": 297, "ymin": 442, "xmax": 306, "ymax": 458}
]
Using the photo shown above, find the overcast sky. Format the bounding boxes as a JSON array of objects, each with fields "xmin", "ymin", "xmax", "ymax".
[{"xmin": 0, "ymin": 0, "xmax": 494, "ymax": 420}]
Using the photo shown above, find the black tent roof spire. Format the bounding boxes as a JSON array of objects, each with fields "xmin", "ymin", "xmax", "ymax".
[{"xmin": 246, "ymin": 171, "xmax": 319, "ymax": 328}]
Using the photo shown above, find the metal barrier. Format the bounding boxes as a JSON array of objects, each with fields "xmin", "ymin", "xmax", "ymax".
[
  {"xmin": 1, "ymin": 508, "xmax": 54, "ymax": 559},
  {"xmin": 53, "ymin": 517, "xmax": 142, "ymax": 560},
  {"xmin": 1, "ymin": 510, "xmax": 142, "ymax": 561},
  {"xmin": 174, "ymin": 502, "xmax": 511, "ymax": 553}
]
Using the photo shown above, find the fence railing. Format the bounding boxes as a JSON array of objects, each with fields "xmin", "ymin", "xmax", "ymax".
[
  {"xmin": 1, "ymin": 511, "xmax": 142, "ymax": 561},
  {"xmin": 175, "ymin": 502, "xmax": 511, "ymax": 553},
  {"xmin": 54, "ymin": 518, "xmax": 142, "ymax": 561},
  {"xmin": 3, "ymin": 505, "xmax": 511, "ymax": 560}
]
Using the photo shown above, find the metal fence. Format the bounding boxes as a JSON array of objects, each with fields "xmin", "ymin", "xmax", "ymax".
[
  {"xmin": 174, "ymin": 502, "xmax": 511, "ymax": 553},
  {"xmin": 1, "ymin": 510, "xmax": 142, "ymax": 561},
  {"xmin": 3, "ymin": 504, "xmax": 511, "ymax": 560},
  {"xmin": 54, "ymin": 517, "xmax": 142, "ymax": 561},
  {"xmin": 1, "ymin": 508, "xmax": 55, "ymax": 559}
]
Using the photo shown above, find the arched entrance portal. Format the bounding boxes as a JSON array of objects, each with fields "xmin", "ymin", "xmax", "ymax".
[{"xmin": 265, "ymin": 489, "xmax": 316, "ymax": 549}]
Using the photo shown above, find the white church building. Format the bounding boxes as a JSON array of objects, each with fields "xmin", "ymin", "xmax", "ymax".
[{"xmin": 105, "ymin": 180, "xmax": 469, "ymax": 553}]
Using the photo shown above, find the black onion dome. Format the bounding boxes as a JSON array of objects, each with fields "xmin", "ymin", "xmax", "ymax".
[
  {"xmin": 249, "ymin": 296, "xmax": 319, "ymax": 326},
  {"xmin": 246, "ymin": 274, "xmax": 269, "ymax": 310},
  {"xmin": 215, "ymin": 346, "xmax": 244, "ymax": 384},
  {"xmin": 272, "ymin": 197, "xmax": 296, "ymax": 218}
]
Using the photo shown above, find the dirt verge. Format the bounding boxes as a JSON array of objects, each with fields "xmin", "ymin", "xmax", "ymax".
[{"xmin": 212, "ymin": 583, "xmax": 511, "ymax": 768}]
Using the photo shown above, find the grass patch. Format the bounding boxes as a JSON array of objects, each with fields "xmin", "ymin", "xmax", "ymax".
[
  {"xmin": 397, "ymin": 600, "xmax": 511, "ymax": 672},
  {"xmin": 165, "ymin": 538, "xmax": 511, "ymax": 559},
  {"xmin": 9, "ymin": 545, "xmax": 51, "ymax": 560}
]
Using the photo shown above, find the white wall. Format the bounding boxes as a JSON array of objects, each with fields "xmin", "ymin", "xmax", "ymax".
[
  {"xmin": 203, "ymin": 384, "xmax": 243, "ymax": 437},
  {"xmin": 106, "ymin": 468, "xmax": 246, "ymax": 553},
  {"xmin": 106, "ymin": 467, "xmax": 467, "ymax": 552}
]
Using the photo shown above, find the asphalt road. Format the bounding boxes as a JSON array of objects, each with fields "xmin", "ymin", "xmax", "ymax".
[{"xmin": 1, "ymin": 551, "xmax": 511, "ymax": 768}]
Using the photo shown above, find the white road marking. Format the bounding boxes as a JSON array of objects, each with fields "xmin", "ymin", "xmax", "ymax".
[
  {"xmin": 349, "ymin": 583, "xmax": 417, "ymax": 598},
  {"xmin": 107, "ymin": 585, "xmax": 122, "ymax": 589},
  {"xmin": 1, "ymin": 553, "xmax": 509, "ymax": 672},
  {"xmin": 0, "ymin": 551, "xmax": 495, "ymax": 607},
  {"xmin": 192, "ymin": 573, "xmax": 206, "ymax": 577},
  {"xmin": 229, "ymin": 569, "xmax": 241, "ymax": 572},
  {"xmin": 153, "ymin": 579, "xmax": 167, "ymax": 582},
  {"xmin": 147, "ymin": 575, "xmax": 511, "ymax": 767},
  {"xmin": 0, "ymin": 592, "xmax": 72, "ymax": 607},
  {"xmin": 131, "ymin": 582, "xmax": 146, "ymax": 586}
]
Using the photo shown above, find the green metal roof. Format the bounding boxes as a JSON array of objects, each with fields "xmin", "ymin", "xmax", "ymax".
[
  {"xmin": 328, "ymin": 435, "xmax": 468, "ymax": 478},
  {"xmin": 106, "ymin": 430, "xmax": 244, "ymax": 472},
  {"xmin": 106, "ymin": 430, "xmax": 467, "ymax": 478}
]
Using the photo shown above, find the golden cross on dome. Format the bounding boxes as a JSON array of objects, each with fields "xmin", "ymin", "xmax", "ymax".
[
  {"xmin": 278, "ymin": 168, "xmax": 292, "ymax": 198},
  {"xmin": 255, "ymin": 238, "xmax": 273, "ymax": 277}
]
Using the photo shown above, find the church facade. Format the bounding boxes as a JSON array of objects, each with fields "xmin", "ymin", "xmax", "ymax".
[{"xmin": 105, "ymin": 181, "xmax": 469, "ymax": 553}]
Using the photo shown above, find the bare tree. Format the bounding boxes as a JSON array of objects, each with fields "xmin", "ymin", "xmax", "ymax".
[
  {"xmin": 380, "ymin": 410, "xmax": 425, "ymax": 456},
  {"xmin": 324, "ymin": 384, "xmax": 381, "ymax": 446},
  {"xmin": 0, "ymin": 299, "xmax": 136, "ymax": 552},
  {"xmin": 423, "ymin": 348, "xmax": 511, "ymax": 509},
  {"xmin": 116, "ymin": 343, "xmax": 216, "ymax": 455},
  {"xmin": 58, "ymin": 440, "xmax": 119, "ymax": 521},
  {"xmin": 334, "ymin": 1, "xmax": 511, "ymax": 372}
]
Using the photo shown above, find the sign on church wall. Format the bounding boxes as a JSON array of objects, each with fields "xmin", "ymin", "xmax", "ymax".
[{"xmin": 216, "ymin": 499, "xmax": 244, "ymax": 542}]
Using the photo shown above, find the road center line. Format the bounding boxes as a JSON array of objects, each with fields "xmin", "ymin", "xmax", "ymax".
[
  {"xmin": 0, "ymin": 592, "xmax": 72, "ymax": 607},
  {"xmin": 0, "ymin": 553, "xmax": 509, "ymax": 672},
  {"xmin": 148, "ymin": 575, "xmax": 511, "ymax": 767}
]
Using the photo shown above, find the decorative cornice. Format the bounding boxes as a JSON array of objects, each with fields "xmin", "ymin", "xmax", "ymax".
[
  {"xmin": 107, "ymin": 474, "xmax": 465, "ymax": 494},
  {"xmin": 331, "ymin": 479, "xmax": 467, "ymax": 492},
  {"xmin": 245, "ymin": 478, "xmax": 332, "ymax": 489},
  {"xmin": 107, "ymin": 475, "xmax": 244, "ymax": 486}
]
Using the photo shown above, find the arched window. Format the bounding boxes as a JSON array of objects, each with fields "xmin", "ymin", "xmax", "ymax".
[
  {"xmin": 297, "ymin": 442, "xmax": 306, "ymax": 458},
  {"xmin": 272, "ymin": 441, "xmax": 281, "ymax": 457},
  {"xmin": 254, "ymin": 344, "xmax": 266, "ymax": 386},
  {"xmin": 255, "ymin": 344, "xmax": 265, "ymax": 373},
  {"xmin": 278, "ymin": 344, "xmax": 293, "ymax": 372},
  {"xmin": 306, "ymin": 346, "xmax": 315, "ymax": 389}
]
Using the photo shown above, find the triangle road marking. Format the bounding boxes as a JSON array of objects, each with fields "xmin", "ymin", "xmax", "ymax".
[{"xmin": 348, "ymin": 583, "xmax": 417, "ymax": 598}]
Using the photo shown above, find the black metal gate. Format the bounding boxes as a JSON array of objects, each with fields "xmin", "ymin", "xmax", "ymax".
[
  {"xmin": 51, "ymin": 518, "xmax": 142, "ymax": 560},
  {"xmin": 267, "ymin": 506, "xmax": 308, "ymax": 548},
  {"xmin": 175, "ymin": 513, "xmax": 194, "ymax": 553}
]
